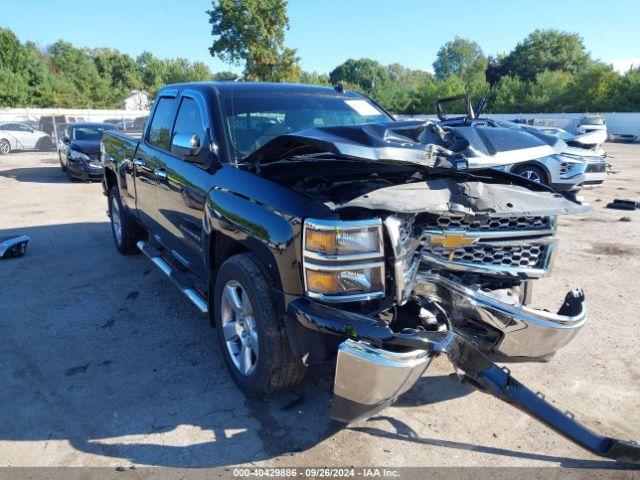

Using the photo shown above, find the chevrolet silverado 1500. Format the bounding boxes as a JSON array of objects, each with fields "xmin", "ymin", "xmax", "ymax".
[{"xmin": 101, "ymin": 82, "xmax": 639, "ymax": 463}]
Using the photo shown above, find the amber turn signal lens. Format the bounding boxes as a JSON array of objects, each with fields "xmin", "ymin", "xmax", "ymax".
[{"xmin": 305, "ymin": 229, "xmax": 337, "ymax": 255}]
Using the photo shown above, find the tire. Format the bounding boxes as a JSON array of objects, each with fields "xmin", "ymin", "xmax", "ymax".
[
  {"xmin": 214, "ymin": 253, "xmax": 306, "ymax": 396},
  {"xmin": 59, "ymin": 152, "xmax": 67, "ymax": 172},
  {"xmin": 512, "ymin": 164, "xmax": 548, "ymax": 185},
  {"xmin": 108, "ymin": 185, "xmax": 145, "ymax": 255},
  {"xmin": 0, "ymin": 139, "xmax": 10, "ymax": 155}
]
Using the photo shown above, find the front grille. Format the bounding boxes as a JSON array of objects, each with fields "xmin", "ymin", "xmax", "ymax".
[
  {"xmin": 417, "ymin": 214, "xmax": 555, "ymax": 277},
  {"xmin": 422, "ymin": 214, "xmax": 551, "ymax": 232},
  {"xmin": 421, "ymin": 242, "xmax": 547, "ymax": 269},
  {"xmin": 586, "ymin": 162, "xmax": 606, "ymax": 173}
]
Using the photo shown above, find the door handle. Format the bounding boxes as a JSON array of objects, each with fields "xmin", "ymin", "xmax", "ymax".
[
  {"xmin": 133, "ymin": 158, "xmax": 145, "ymax": 167},
  {"xmin": 154, "ymin": 168, "xmax": 168, "ymax": 179}
]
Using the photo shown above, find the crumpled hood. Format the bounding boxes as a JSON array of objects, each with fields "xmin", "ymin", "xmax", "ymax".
[
  {"xmin": 245, "ymin": 121, "xmax": 564, "ymax": 169},
  {"xmin": 69, "ymin": 140, "xmax": 101, "ymax": 154},
  {"xmin": 334, "ymin": 176, "xmax": 589, "ymax": 216}
]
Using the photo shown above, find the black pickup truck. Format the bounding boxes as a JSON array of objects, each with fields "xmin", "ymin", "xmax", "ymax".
[{"xmin": 102, "ymin": 82, "xmax": 639, "ymax": 463}]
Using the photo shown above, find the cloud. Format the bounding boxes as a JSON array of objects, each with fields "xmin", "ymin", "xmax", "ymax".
[{"xmin": 611, "ymin": 58, "xmax": 640, "ymax": 73}]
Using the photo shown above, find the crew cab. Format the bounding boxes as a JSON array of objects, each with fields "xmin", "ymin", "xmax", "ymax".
[{"xmin": 101, "ymin": 82, "xmax": 639, "ymax": 463}]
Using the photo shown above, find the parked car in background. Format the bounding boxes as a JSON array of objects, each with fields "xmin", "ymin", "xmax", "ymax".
[
  {"xmin": 0, "ymin": 122, "xmax": 52, "ymax": 154},
  {"xmin": 577, "ymin": 114, "xmax": 606, "ymax": 135},
  {"xmin": 436, "ymin": 112, "xmax": 607, "ymax": 192},
  {"xmin": 59, "ymin": 122, "xmax": 118, "ymax": 180}
]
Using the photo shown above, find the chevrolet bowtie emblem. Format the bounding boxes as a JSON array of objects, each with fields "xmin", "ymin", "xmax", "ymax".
[{"xmin": 429, "ymin": 233, "xmax": 478, "ymax": 250}]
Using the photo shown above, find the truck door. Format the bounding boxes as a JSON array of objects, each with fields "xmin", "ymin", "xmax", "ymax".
[
  {"xmin": 132, "ymin": 94, "xmax": 178, "ymax": 232},
  {"xmin": 154, "ymin": 91, "xmax": 213, "ymax": 280}
]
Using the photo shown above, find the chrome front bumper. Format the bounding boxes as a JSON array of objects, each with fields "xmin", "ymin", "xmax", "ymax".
[{"xmin": 413, "ymin": 272, "xmax": 588, "ymax": 360}]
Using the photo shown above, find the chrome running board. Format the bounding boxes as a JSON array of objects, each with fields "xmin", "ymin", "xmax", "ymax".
[{"xmin": 136, "ymin": 240, "xmax": 208, "ymax": 313}]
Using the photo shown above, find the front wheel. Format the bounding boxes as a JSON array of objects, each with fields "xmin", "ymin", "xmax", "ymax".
[
  {"xmin": 108, "ymin": 186, "xmax": 145, "ymax": 255},
  {"xmin": 512, "ymin": 164, "xmax": 548, "ymax": 185},
  {"xmin": 213, "ymin": 253, "xmax": 306, "ymax": 396}
]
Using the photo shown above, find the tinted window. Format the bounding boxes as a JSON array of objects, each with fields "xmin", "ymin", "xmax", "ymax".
[
  {"xmin": 173, "ymin": 97, "xmax": 206, "ymax": 150},
  {"xmin": 221, "ymin": 94, "xmax": 389, "ymax": 158},
  {"xmin": 147, "ymin": 97, "xmax": 175, "ymax": 150}
]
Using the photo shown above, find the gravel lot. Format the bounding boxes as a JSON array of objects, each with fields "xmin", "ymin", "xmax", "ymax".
[{"xmin": 0, "ymin": 144, "xmax": 638, "ymax": 469}]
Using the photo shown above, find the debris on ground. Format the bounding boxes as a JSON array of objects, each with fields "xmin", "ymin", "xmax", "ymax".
[
  {"xmin": 606, "ymin": 198, "xmax": 640, "ymax": 210},
  {"xmin": 0, "ymin": 235, "xmax": 30, "ymax": 259}
]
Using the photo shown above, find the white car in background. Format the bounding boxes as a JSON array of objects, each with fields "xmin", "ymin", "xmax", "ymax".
[
  {"xmin": 494, "ymin": 121, "xmax": 608, "ymax": 192},
  {"xmin": 0, "ymin": 122, "xmax": 51, "ymax": 154}
]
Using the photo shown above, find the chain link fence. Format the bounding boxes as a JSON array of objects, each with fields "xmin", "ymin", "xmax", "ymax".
[{"xmin": 0, "ymin": 109, "xmax": 149, "ymax": 156}]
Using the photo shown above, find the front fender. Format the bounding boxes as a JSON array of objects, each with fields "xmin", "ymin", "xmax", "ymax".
[{"xmin": 206, "ymin": 187, "xmax": 303, "ymax": 297}]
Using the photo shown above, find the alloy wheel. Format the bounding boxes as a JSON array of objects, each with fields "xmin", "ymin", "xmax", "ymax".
[
  {"xmin": 521, "ymin": 169, "xmax": 542, "ymax": 183},
  {"xmin": 220, "ymin": 280, "xmax": 259, "ymax": 375},
  {"xmin": 0, "ymin": 141, "xmax": 10, "ymax": 155}
]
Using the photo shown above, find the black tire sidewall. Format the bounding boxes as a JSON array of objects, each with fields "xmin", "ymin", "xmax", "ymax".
[
  {"xmin": 108, "ymin": 186, "xmax": 136, "ymax": 255},
  {"xmin": 213, "ymin": 255, "xmax": 279, "ymax": 396}
]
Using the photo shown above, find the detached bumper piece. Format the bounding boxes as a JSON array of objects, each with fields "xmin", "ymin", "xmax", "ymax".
[
  {"xmin": 0, "ymin": 235, "xmax": 30, "ymax": 259},
  {"xmin": 332, "ymin": 331, "xmax": 640, "ymax": 464}
]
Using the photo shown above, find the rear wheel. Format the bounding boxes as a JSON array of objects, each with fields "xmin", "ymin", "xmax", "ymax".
[
  {"xmin": 108, "ymin": 186, "xmax": 145, "ymax": 255},
  {"xmin": 0, "ymin": 140, "xmax": 10, "ymax": 155},
  {"xmin": 512, "ymin": 164, "xmax": 548, "ymax": 185},
  {"xmin": 214, "ymin": 253, "xmax": 306, "ymax": 396}
]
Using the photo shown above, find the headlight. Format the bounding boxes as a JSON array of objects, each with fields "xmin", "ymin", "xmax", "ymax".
[
  {"xmin": 68, "ymin": 149, "xmax": 89, "ymax": 161},
  {"xmin": 303, "ymin": 219, "xmax": 385, "ymax": 302}
]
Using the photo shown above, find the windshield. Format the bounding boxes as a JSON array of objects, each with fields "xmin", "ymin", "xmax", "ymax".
[
  {"xmin": 220, "ymin": 94, "xmax": 390, "ymax": 158},
  {"xmin": 70, "ymin": 125, "xmax": 115, "ymax": 141},
  {"xmin": 581, "ymin": 116, "xmax": 605, "ymax": 126}
]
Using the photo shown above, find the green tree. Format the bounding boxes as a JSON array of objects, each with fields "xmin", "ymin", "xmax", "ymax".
[
  {"xmin": 617, "ymin": 68, "xmax": 640, "ymax": 111},
  {"xmin": 526, "ymin": 70, "xmax": 574, "ymax": 112},
  {"xmin": 0, "ymin": 28, "xmax": 27, "ymax": 71},
  {"xmin": 489, "ymin": 76, "xmax": 530, "ymax": 113},
  {"xmin": 329, "ymin": 58, "xmax": 389, "ymax": 93},
  {"xmin": 47, "ymin": 40, "xmax": 112, "ymax": 107},
  {"xmin": 208, "ymin": 0, "xmax": 300, "ymax": 82},
  {"xmin": 0, "ymin": 69, "xmax": 29, "ymax": 106},
  {"xmin": 137, "ymin": 51, "xmax": 166, "ymax": 95},
  {"xmin": 433, "ymin": 36, "xmax": 486, "ymax": 86},
  {"xmin": 570, "ymin": 63, "xmax": 621, "ymax": 111},
  {"xmin": 501, "ymin": 29, "xmax": 591, "ymax": 82}
]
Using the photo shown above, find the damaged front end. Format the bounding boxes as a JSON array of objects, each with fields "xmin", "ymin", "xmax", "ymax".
[{"xmin": 263, "ymin": 121, "xmax": 639, "ymax": 463}]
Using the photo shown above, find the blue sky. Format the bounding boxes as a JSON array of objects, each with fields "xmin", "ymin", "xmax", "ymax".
[{"xmin": 3, "ymin": 0, "xmax": 640, "ymax": 74}]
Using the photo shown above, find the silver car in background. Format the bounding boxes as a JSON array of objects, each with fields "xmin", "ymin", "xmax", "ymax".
[
  {"xmin": 497, "ymin": 121, "xmax": 607, "ymax": 192},
  {"xmin": 0, "ymin": 122, "xmax": 52, "ymax": 154}
]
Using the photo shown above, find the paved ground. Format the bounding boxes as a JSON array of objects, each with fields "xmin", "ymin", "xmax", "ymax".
[{"xmin": 0, "ymin": 145, "xmax": 639, "ymax": 468}]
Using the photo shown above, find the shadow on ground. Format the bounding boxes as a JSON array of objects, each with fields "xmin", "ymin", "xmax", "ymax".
[{"xmin": 0, "ymin": 165, "xmax": 84, "ymax": 184}]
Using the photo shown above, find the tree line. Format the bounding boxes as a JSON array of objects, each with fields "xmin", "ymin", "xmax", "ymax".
[{"xmin": 1, "ymin": 0, "xmax": 639, "ymax": 114}]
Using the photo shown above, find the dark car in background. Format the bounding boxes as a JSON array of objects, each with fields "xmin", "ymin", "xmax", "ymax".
[{"xmin": 59, "ymin": 122, "xmax": 118, "ymax": 180}]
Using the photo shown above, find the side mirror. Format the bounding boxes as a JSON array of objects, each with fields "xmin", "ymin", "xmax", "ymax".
[
  {"xmin": 171, "ymin": 132, "xmax": 209, "ymax": 164},
  {"xmin": 62, "ymin": 135, "xmax": 70, "ymax": 144}
]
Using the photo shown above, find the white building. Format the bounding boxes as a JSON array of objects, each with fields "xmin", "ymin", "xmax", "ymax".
[{"xmin": 123, "ymin": 90, "xmax": 151, "ymax": 111}]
